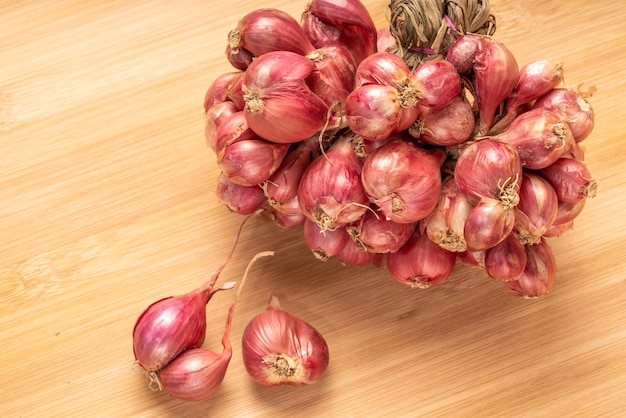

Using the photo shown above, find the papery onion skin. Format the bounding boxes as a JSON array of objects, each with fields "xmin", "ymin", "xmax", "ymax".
[
  {"xmin": 204, "ymin": 72, "xmax": 244, "ymax": 111},
  {"xmin": 445, "ymin": 34, "xmax": 481, "ymax": 74},
  {"xmin": 504, "ymin": 239, "xmax": 556, "ymax": 298},
  {"xmin": 354, "ymin": 52, "xmax": 411, "ymax": 88},
  {"xmin": 216, "ymin": 172, "xmax": 266, "ymax": 215},
  {"xmin": 464, "ymin": 198, "xmax": 516, "ymax": 252},
  {"xmin": 243, "ymin": 51, "xmax": 331, "ymax": 144},
  {"xmin": 386, "ymin": 228, "xmax": 456, "ymax": 288},
  {"xmin": 345, "ymin": 84, "xmax": 404, "ymax": 141},
  {"xmin": 485, "ymin": 232, "xmax": 527, "ymax": 281},
  {"xmin": 298, "ymin": 135, "xmax": 370, "ymax": 231},
  {"xmin": 538, "ymin": 157, "xmax": 597, "ymax": 204},
  {"xmin": 306, "ymin": 46, "xmax": 356, "ymax": 107},
  {"xmin": 454, "ymin": 138, "xmax": 522, "ymax": 207},
  {"xmin": 361, "ymin": 139, "xmax": 445, "ymax": 223},
  {"xmin": 242, "ymin": 295, "xmax": 329, "ymax": 386}
]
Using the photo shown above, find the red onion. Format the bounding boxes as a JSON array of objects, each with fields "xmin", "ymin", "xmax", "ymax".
[
  {"xmin": 243, "ymin": 51, "xmax": 334, "ymax": 144},
  {"xmin": 155, "ymin": 251, "xmax": 274, "ymax": 401},
  {"xmin": 133, "ymin": 216, "xmax": 252, "ymax": 372},
  {"xmin": 226, "ymin": 8, "xmax": 315, "ymax": 70},
  {"xmin": 412, "ymin": 96, "xmax": 475, "ymax": 146},
  {"xmin": 301, "ymin": 0, "xmax": 377, "ymax": 65},
  {"xmin": 514, "ymin": 172, "xmax": 558, "ymax": 245},
  {"xmin": 485, "ymin": 232, "xmax": 527, "ymax": 281},
  {"xmin": 216, "ymin": 172, "xmax": 266, "ymax": 215},
  {"xmin": 215, "ymin": 111, "xmax": 289, "ymax": 186},
  {"xmin": 361, "ymin": 139, "xmax": 445, "ymax": 224},
  {"xmin": 473, "ymin": 37, "xmax": 519, "ymax": 135},
  {"xmin": 493, "ymin": 107, "xmax": 575, "ymax": 170},
  {"xmin": 489, "ymin": 59, "xmax": 563, "ymax": 134},
  {"xmin": 533, "ymin": 86, "xmax": 595, "ymax": 142},
  {"xmin": 464, "ymin": 197, "xmax": 516, "ymax": 251},
  {"xmin": 347, "ymin": 207, "xmax": 416, "ymax": 253},
  {"xmin": 504, "ymin": 239, "xmax": 556, "ymax": 298},
  {"xmin": 303, "ymin": 219, "xmax": 350, "ymax": 261},
  {"xmin": 454, "ymin": 138, "xmax": 522, "ymax": 208},
  {"xmin": 423, "ymin": 176, "xmax": 472, "ymax": 252},
  {"xmin": 386, "ymin": 228, "xmax": 456, "ymax": 288},
  {"xmin": 242, "ymin": 294, "xmax": 329, "ymax": 386},
  {"xmin": 538, "ymin": 157, "xmax": 597, "ymax": 204},
  {"xmin": 298, "ymin": 135, "xmax": 370, "ymax": 231}
]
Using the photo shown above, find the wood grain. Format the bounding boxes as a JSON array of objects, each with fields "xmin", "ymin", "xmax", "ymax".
[{"xmin": 1, "ymin": 0, "xmax": 625, "ymax": 416}]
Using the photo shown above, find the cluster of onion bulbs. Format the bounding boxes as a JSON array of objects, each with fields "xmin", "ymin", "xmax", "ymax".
[{"xmin": 205, "ymin": 0, "xmax": 596, "ymax": 298}]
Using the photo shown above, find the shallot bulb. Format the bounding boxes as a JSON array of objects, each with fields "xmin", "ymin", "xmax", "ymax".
[
  {"xmin": 412, "ymin": 96, "xmax": 475, "ymax": 146},
  {"xmin": 454, "ymin": 138, "xmax": 522, "ymax": 208},
  {"xmin": 336, "ymin": 235, "xmax": 382, "ymax": 267},
  {"xmin": 533, "ymin": 86, "xmax": 595, "ymax": 142},
  {"xmin": 361, "ymin": 139, "xmax": 446, "ymax": 223},
  {"xmin": 377, "ymin": 27, "xmax": 397, "ymax": 52},
  {"xmin": 226, "ymin": 8, "xmax": 315, "ymax": 70},
  {"xmin": 409, "ymin": 59, "xmax": 461, "ymax": 109},
  {"xmin": 386, "ymin": 227, "xmax": 456, "ymax": 288},
  {"xmin": 504, "ymin": 239, "xmax": 556, "ymax": 298},
  {"xmin": 263, "ymin": 138, "xmax": 317, "ymax": 216},
  {"xmin": 301, "ymin": 0, "xmax": 378, "ymax": 65},
  {"xmin": 538, "ymin": 158, "xmax": 597, "ymax": 204},
  {"xmin": 493, "ymin": 107, "xmax": 575, "ymax": 170},
  {"xmin": 445, "ymin": 34, "xmax": 481, "ymax": 74},
  {"xmin": 242, "ymin": 295, "xmax": 329, "ymax": 386},
  {"xmin": 205, "ymin": 101, "xmax": 239, "ymax": 151},
  {"xmin": 243, "ymin": 51, "xmax": 334, "ymax": 144},
  {"xmin": 133, "ymin": 216, "xmax": 252, "ymax": 372},
  {"xmin": 489, "ymin": 59, "xmax": 563, "ymax": 134},
  {"xmin": 423, "ymin": 176, "xmax": 472, "ymax": 252},
  {"xmin": 215, "ymin": 111, "xmax": 289, "ymax": 186},
  {"xmin": 473, "ymin": 36, "xmax": 519, "ymax": 135},
  {"xmin": 216, "ymin": 172, "xmax": 266, "ymax": 215},
  {"xmin": 303, "ymin": 219, "xmax": 350, "ymax": 261},
  {"xmin": 298, "ymin": 135, "xmax": 370, "ymax": 231},
  {"xmin": 514, "ymin": 172, "xmax": 559, "ymax": 245},
  {"xmin": 204, "ymin": 71, "xmax": 244, "ymax": 111},
  {"xmin": 463, "ymin": 197, "xmax": 516, "ymax": 251},
  {"xmin": 347, "ymin": 207, "xmax": 416, "ymax": 253},
  {"xmin": 305, "ymin": 45, "xmax": 357, "ymax": 108},
  {"xmin": 155, "ymin": 251, "xmax": 274, "ymax": 401},
  {"xmin": 485, "ymin": 232, "xmax": 527, "ymax": 281}
]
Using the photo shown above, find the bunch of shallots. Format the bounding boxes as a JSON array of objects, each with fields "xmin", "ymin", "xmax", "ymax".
[{"xmin": 205, "ymin": 0, "xmax": 596, "ymax": 298}]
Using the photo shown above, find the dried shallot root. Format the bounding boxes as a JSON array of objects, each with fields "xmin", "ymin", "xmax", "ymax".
[{"xmin": 200, "ymin": 0, "xmax": 598, "ymax": 300}]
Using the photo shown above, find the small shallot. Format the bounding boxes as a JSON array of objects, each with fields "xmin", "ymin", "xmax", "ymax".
[
  {"xmin": 242, "ymin": 294, "xmax": 329, "ymax": 386},
  {"xmin": 485, "ymin": 232, "xmax": 527, "ymax": 281},
  {"xmin": 216, "ymin": 172, "xmax": 266, "ymax": 215},
  {"xmin": 347, "ymin": 207, "xmax": 416, "ymax": 253},
  {"xmin": 538, "ymin": 157, "xmax": 597, "ymax": 204},
  {"xmin": 464, "ymin": 197, "xmax": 516, "ymax": 251},
  {"xmin": 412, "ymin": 96, "xmax": 475, "ymax": 146},
  {"xmin": 361, "ymin": 139, "xmax": 445, "ymax": 223},
  {"xmin": 303, "ymin": 219, "xmax": 350, "ymax": 261},
  {"xmin": 504, "ymin": 239, "xmax": 556, "ymax": 298},
  {"xmin": 298, "ymin": 135, "xmax": 370, "ymax": 231},
  {"xmin": 514, "ymin": 172, "xmax": 558, "ymax": 245},
  {"xmin": 533, "ymin": 86, "xmax": 595, "ymax": 142},
  {"xmin": 154, "ymin": 251, "xmax": 274, "ymax": 401},
  {"xmin": 386, "ymin": 228, "xmax": 456, "ymax": 288}
]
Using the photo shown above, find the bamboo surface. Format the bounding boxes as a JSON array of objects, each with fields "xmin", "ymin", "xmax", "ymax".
[{"xmin": 1, "ymin": 0, "xmax": 625, "ymax": 416}]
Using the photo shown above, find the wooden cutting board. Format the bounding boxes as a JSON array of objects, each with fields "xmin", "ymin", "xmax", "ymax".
[{"xmin": 1, "ymin": 0, "xmax": 625, "ymax": 416}]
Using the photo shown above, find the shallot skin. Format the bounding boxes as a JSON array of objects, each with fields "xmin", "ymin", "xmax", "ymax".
[{"xmin": 242, "ymin": 297, "xmax": 329, "ymax": 386}]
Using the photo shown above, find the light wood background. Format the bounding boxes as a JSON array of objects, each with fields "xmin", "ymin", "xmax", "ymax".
[{"xmin": 1, "ymin": 0, "xmax": 625, "ymax": 416}]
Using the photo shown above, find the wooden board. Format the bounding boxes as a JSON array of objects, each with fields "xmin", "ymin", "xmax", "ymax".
[{"xmin": 1, "ymin": 0, "xmax": 625, "ymax": 415}]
